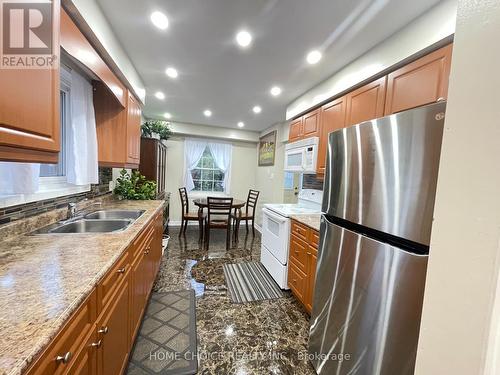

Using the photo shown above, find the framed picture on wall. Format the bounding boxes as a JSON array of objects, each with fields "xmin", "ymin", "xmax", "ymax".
[{"xmin": 258, "ymin": 130, "xmax": 277, "ymax": 166}]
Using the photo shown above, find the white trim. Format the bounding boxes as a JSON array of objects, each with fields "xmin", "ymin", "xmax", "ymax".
[{"xmin": 0, "ymin": 177, "xmax": 90, "ymax": 208}]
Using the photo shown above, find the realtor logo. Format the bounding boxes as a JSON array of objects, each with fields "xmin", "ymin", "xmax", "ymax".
[{"xmin": 1, "ymin": 0, "xmax": 56, "ymax": 69}]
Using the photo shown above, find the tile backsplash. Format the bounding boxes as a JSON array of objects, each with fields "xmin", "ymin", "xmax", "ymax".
[{"xmin": 0, "ymin": 168, "xmax": 113, "ymax": 226}]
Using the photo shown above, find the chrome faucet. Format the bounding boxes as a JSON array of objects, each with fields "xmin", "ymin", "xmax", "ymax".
[
  {"xmin": 66, "ymin": 200, "xmax": 102, "ymax": 220},
  {"xmin": 67, "ymin": 203, "xmax": 77, "ymax": 219}
]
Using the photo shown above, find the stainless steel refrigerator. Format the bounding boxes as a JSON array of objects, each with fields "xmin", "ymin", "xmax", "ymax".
[{"xmin": 308, "ymin": 102, "xmax": 446, "ymax": 375}]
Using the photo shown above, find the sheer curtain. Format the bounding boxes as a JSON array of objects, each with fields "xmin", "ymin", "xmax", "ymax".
[
  {"xmin": 66, "ymin": 69, "xmax": 98, "ymax": 185},
  {"xmin": 184, "ymin": 139, "xmax": 207, "ymax": 191},
  {"xmin": 0, "ymin": 163, "xmax": 40, "ymax": 194},
  {"xmin": 208, "ymin": 142, "xmax": 232, "ymax": 194}
]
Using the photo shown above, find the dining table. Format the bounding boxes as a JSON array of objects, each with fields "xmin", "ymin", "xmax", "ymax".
[{"xmin": 193, "ymin": 197, "xmax": 246, "ymax": 239}]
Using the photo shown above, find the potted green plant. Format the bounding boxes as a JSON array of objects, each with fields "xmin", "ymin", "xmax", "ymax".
[
  {"xmin": 141, "ymin": 119, "xmax": 172, "ymax": 141},
  {"xmin": 113, "ymin": 169, "xmax": 157, "ymax": 200}
]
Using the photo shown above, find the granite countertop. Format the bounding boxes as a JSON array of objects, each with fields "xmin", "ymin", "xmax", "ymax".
[
  {"xmin": 0, "ymin": 199, "xmax": 165, "ymax": 375},
  {"xmin": 291, "ymin": 214, "xmax": 321, "ymax": 232}
]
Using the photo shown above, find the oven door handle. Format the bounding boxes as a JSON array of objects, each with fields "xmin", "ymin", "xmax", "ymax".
[{"xmin": 263, "ymin": 208, "xmax": 288, "ymax": 223}]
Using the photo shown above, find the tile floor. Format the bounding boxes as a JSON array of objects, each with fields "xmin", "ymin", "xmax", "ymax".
[{"xmin": 151, "ymin": 226, "xmax": 316, "ymax": 374}]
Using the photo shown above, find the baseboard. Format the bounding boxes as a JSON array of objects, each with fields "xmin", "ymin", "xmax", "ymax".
[
  {"xmin": 169, "ymin": 221, "xmax": 199, "ymax": 227},
  {"xmin": 170, "ymin": 220, "xmax": 262, "ymax": 234}
]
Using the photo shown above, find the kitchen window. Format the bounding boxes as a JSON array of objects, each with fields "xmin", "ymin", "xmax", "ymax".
[{"xmin": 191, "ymin": 147, "xmax": 225, "ymax": 192}]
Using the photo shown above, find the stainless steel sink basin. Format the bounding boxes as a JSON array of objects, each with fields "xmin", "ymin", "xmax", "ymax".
[
  {"xmin": 84, "ymin": 209, "xmax": 145, "ymax": 220},
  {"xmin": 31, "ymin": 219, "xmax": 132, "ymax": 234},
  {"xmin": 48, "ymin": 219, "xmax": 132, "ymax": 233}
]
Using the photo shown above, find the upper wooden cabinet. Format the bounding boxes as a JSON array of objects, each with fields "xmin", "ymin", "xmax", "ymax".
[
  {"xmin": 288, "ymin": 109, "xmax": 320, "ymax": 142},
  {"xmin": 345, "ymin": 76, "xmax": 387, "ymax": 126},
  {"xmin": 94, "ymin": 84, "xmax": 142, "ymax": 169},
  {"xmin": 126, "ymin": 94, "xmax": 141, "ymax": 164},
  {"xmin": 0, "ymin": 0, "xmax": 60, "ymax": 163},
  {"xmin": 385, "ymin": 44, "xmax": 453, "ymax": 115},
  {"xmin": 302, "ymin": 110, "xmax": 320, "ymax": 138},
  {"xmin": 317, "ymin": 97, "xmax": 347, "ymax": 175},
  {"xmin": 288, "ymin": 118, "xmax": 303, "ymax": 142}
]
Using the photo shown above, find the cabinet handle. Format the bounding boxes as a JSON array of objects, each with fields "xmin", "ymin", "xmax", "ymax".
[
  {"xmin": 307, "ymin": 252, "xmax": 311, "ymax": 256},
  {"xmin": 437, "ymin": 97, "xmax": 446, "ymax": 102},
  {"xmin": 98, "ymin": 326, "xmax": 109, "ymax": 334},
  {"xmin": 90, "ymin": 340, "xmax": 102, "ymax": 348},
  {"xmin": 293, "ymin": 279, "xmax": 297, "ymax": 283},
  {"xmin": 117, "ymin": 267, "xmax": 126, "ymax": 274},
  {"xmin": 56, "ymin": 351, "xmax": 72, "ymax": 364}
]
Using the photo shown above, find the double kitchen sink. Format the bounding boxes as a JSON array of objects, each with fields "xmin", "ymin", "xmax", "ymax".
[{"xmin": 31, "ymin": 209, "xmax": 145, "ymax": 235}]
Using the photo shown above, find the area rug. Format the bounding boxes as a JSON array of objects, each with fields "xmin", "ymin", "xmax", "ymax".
[
  {"xmin": 126, "ymin": 290, "xmax": 197, "ymax": 375},
  {"xmin": 223, "ymin": 262, "xmax": 284, "ymax": 303}
]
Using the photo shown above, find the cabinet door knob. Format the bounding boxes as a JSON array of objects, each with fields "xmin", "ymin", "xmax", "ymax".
[
  {"xmin": 98, "ymin": 326, "xmax": 109, "ymax": 334},
  {"xmin": 437, "ymin": 97, "xmax": 446, "ymax": 102},
  {"xmin": 56, "ymin": 351, "xmax": 72, "ymax": 364},
  {"xmin": 117, "ymin": 267, "xmax": 126, "ymax": 274},
  {"xmin": 90, "ymin": 340, "xmax": 102, "ymax": 348},
  {"xmin": 307, "ymin": 252, "xmax": 311, "ymax": 256}
]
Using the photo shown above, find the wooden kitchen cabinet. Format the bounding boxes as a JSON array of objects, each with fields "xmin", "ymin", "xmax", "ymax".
[
  {"xmin": 384, "ymin": 43, "xmax": 453, "ymax": 115},
  {"xmin": 288, "ymin": 219, "xmax": 319, "ymax": 314},
  {"xmin": 26, "ymin": 212, "xmax": 164, "ymax": 375},
  {"xmin": 126, "ymin": 93, "xmax": 141, "ymax": 164},
  {"xmin": 0, "ymin": 0, "xmax": 60, "ymax": 163},
  {"xmin": 302, "ymin": 109, "xmax": 320, "ymax": 138},
  {"xmin": 288, "ymin": 109, "xmax": 320, "ymax": 142},
  {"xmin": 94, "ymin": 83, "xmax": 142, "ymax": 169},
  {"xmin": 96, "ymin": 277, "xmax": 130, "ymax": 375},
  {"xmin": 288, "ymin": 118, "xmax": 303, "ymax": 142},
  {"xmin": 345, "ymin": 76, "xmax": 387, "ymax": 126},
  {"xmin": 317, "ymin": 97, "xmax": 347, "ymax": 175},
  {"xmin": 139, "ymin": 138, "xmax": 168, "ymax": 199}
]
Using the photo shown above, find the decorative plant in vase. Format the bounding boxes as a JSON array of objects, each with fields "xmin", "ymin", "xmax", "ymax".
[
  {"xmin": 114, "ymin": 169, "xmax": 157, "ymax": 200},
  {"xmin": 141, "ymin": 119, "xmax": 172, "ymax": 141}
]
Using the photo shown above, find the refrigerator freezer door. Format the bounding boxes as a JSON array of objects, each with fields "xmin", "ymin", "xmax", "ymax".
[
  {"xmin": 309, "ymin": 216, "xmax": 428, "ymax": 375},
  {"xmin": 322, "ymin": 102, "xmax": 445, "ymax": 246}
]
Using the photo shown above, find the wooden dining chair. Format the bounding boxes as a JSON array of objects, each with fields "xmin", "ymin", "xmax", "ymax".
[
  {"xmin": 205, "ymin": 196, "xmax": 233, "ymax": 249},
  {"xmin": 232, "ymin": 189, "xmax": 260, "ymax": 237},
  {"xmin": 178, "ymin": 187, "xmax": 205, "ymax": 238}
]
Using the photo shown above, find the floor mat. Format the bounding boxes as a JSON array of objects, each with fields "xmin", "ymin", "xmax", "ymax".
[
  {"xmin": 127, "ymin": 290, "xmax": 197, "ymax": 375},
  {"xmin": 223, "ymin": 262, "xmax": 284, "ymax": 303}
]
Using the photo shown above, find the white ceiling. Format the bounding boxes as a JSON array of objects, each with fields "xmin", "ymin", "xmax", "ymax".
[{"xmin": 97, "ymin": 0, "xmax": 442, "ymax": 131}]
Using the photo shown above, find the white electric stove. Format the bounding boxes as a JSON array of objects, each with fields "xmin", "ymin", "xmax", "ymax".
[{"xmin": 260, "ymin": 189, "xmax": 323, "ymax": 289}]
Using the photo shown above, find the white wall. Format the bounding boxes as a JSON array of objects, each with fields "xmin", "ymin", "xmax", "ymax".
[
  {"xmin": 286, "ymin": 0, "xmax": 457, "ymax": 119},
  {"xmin": 414, "ymin": 0, "xmax": 500, "ymax": 374},
  {"xmin": 72, "ymin": 0, "xmax": 146, "ymax": 103},
  {"xmin": 166, "ymin": 136, "xmax": 257, "ymax": 224},
  {"xmin": 254, "ymin": 121, "xmax": 289, "ymax": 227}
]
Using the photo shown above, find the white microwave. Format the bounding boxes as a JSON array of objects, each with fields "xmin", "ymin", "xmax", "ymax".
[{"xmin": 284, "ymin": 137, "xmax": 319, "ymax": 174}]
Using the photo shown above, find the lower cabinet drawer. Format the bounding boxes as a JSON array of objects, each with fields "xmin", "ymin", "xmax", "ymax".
[
  {"xmin": 97, "ymin": 250, "xmax": 129, "ymax": 313},
  {"xmin": 27, "ymin": 290, "xmax": 97, "ymax": 375},
  {"xmin": 289, "ymin": 234, "xmax": 308, "ymax": 273},
  {"xmin": 288, "ymin": 261, "xmax": 307, "ymax": 302}
]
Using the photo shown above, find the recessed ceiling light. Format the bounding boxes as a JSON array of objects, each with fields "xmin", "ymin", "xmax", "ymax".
[
  {"xmin": 237, "ymin": 122, "xmax": 245, "ymax": 128},
  {"xmin": 155, "ymin": 91, "xmax": 165, "ymax": 100},
  {"xmin": 165, "ymin": 67, "xmax": 178, "ymax": 78},
  {"xmin": 150, "ymin": 11, "xmax": 169, "ymax": 30},
  {"xmin": 306, "ymin": 50, "xmax": 322, "ymax": 65},
  {"xmin": 252, "ymin": 106, "xmax": 262, "ymax": 114},
  {"xmin": 163, "ymin": 112, "xmax": 172, "ymax": 119},
  {"xmin": 204, "ymin": 109, "xmax": 212, "ymax": 117},
  {"xmin": 236, "ymin": 30, "xmax": 252, "ymax": 48},
  {"xmin": 270, "ymin": 86, "xmax": 282, "ymax": 96}
]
